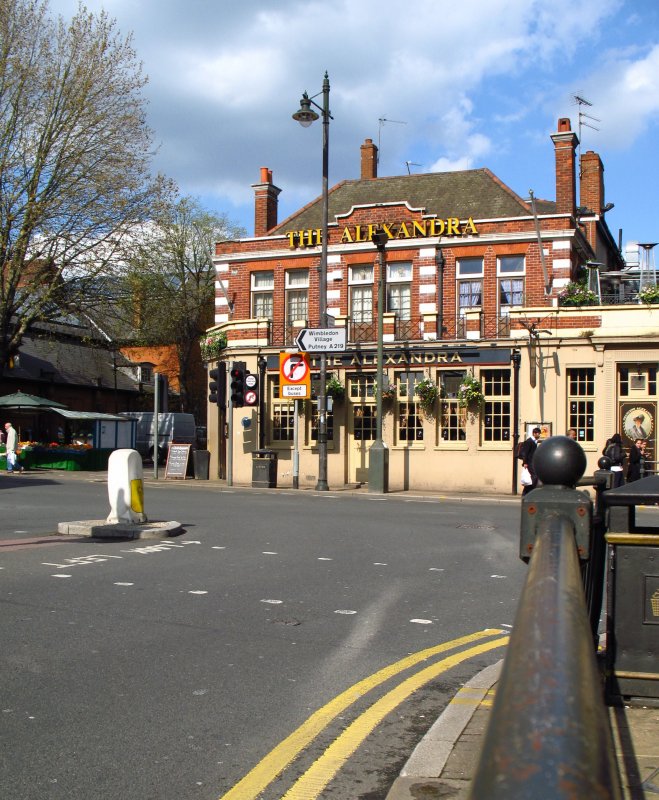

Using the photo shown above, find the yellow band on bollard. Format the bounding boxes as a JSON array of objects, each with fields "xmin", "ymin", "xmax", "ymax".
[{"xmin": 130, "ymin": 478, "xmax": 144, "ymax": 513}]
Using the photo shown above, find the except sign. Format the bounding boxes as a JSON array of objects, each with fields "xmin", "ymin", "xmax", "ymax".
[
  {"xmin": 296, "ymin": 328, "xmax": 346, "ymax": 353},
  {"xmin": 279, "ymin": 352, "xmax": 311, "ymax": 399}
]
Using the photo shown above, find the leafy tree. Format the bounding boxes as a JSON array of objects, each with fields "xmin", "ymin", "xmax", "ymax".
[
  {"xmin": 121, "ymin": 195, "xmax": 245, "ymax": 420},
  {"xmin": 0, "ymin": 0, "xmax": 167, "ymax": 368}
]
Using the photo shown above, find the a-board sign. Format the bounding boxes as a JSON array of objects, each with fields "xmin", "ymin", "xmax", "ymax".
[{"xmin": 165, "ymin": 443, "xmax": 192, "ymax": 479}]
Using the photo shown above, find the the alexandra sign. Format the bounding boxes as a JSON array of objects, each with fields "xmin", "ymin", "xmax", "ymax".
[{"xmin": 286, "ymin": 217, "xmax": 478, "ymax": 248}]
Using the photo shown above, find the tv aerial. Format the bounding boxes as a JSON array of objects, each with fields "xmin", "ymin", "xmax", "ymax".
[
  {"xmin": 405, "ymin": 161, "xmax": 422, "ymax": 174},
  {"xmin": 377, "ymin": 117, "xmax": 407, "ymax": 163}
]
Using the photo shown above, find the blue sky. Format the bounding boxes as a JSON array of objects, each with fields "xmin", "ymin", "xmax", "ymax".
[{"xmin": 51, "ymin": 0, "xmax": 659, "ymax": 257}]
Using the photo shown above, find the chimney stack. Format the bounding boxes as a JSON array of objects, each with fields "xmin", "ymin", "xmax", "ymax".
[
  {"xmin": 579, "ymin": 150, "xmax": 605, "ymax": 214},
  {"xmin": 360, "ymin": 138, "xmax": 378, "ymax": 180},
  {"xmin": 252, "ymin": 167, "xmax": 281, "ymax": 237},
  {"xmin": 551, "ymin": 118, "xmax": 578, "ymax": 217}
]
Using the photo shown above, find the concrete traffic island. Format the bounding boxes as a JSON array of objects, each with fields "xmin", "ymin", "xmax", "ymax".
[
  {"xmin": 57, "ymin": 519, "xmax": 183, "ymax": 540},
  {"xmin": 58, "ymin": 449, "xmax": 184, "ymax": 540}
]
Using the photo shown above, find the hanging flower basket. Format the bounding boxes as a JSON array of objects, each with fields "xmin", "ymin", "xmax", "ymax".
[
  {"xmin": 200, "ymin": 330, "xmax": 227, "ymax": 361},
  {"xmin": 457, "ymin": 374, "xmax": 484, "ymax": 408},
  {"xmin": 638, "ymin": 286, "xmax": 659, "ymax": 305},
  {"xmin": 557, "ymin": 282, "xmax": 598, "ymax": 307},
  {"xmin": 326, "ymin": 376, "xmax": 345, "ymax": 400},
  {"xmin": 414, "ymin": 377, "xmax": 439, "ymax": 413},
  {"xmin": 374, "ymin": 381, "xmax": 396, "ymax": 402}
]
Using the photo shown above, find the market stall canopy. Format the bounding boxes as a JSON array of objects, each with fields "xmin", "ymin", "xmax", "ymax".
[
  {"xmin": 51, "ymin": 409, "xmax": 127, "ymax": 421},
  {"xmin": 0, "ymin": 391, "xmax": 68, "ymax": 410}
]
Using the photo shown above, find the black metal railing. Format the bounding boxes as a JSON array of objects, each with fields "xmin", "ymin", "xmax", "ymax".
[{"xmin": 469, "ymin": 437, "xmax": 623, "ymax": 800}]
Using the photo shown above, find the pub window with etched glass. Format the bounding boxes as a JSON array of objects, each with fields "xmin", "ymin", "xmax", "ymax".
[
  {"xmin": 482, "ymin": 368, "xmax": 511, "ymax": 443},
  {"xmin": 271, "ymin": 377, "xmax": 294, "ymax": 442},
  {"xmin": 251, "ymin": 270, "xmax": 274, "ymax": 319},
  {"xmin": 567, "ymin": 367, "xmax": 595, "ymax": 442},
  {"xmin": 438, "ymin": 371, "xmax": 467, "ymax": 442},
  {"xmin": 396, "ymin": 372, "xmax": 423, "ymax": 442}
]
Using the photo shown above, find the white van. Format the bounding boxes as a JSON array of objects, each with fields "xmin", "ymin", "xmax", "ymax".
[{"xmin": 119, "ymin": 412, "xmax": 196, "ymax": 463}]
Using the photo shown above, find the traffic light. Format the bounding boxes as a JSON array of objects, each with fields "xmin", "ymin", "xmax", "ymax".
[
  {"xmin": 209, "ymin": 363, "xmax": 226, "ymax": 406},
  {"xmin": 230, "ymin": 361, "xmax": 246, "ymax": 407}
]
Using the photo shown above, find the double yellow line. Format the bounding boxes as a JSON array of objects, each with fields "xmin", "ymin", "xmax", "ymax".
[{"xmin": 219, "ymin": 628, "xmax": 508, "ymax": 800}]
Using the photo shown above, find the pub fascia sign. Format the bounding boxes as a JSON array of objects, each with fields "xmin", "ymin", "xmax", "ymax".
[
  {"xmin": 305, "ymin": 348, "xmax": 511, "ymax": 369},
  {"xmin": 285, "ymin": 217, "xmax": 478, "ymax": 248}
]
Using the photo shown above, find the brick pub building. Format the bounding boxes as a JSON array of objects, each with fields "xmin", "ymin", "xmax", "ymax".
[{"xmin": 206, "ymin": 118, "xmax": 657, "ymax": 493}]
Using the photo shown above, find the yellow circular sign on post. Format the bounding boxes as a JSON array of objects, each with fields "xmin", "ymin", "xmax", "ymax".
[{"xmin": 279, "ymin": 352, "xmax": 311, "ymax": 399}]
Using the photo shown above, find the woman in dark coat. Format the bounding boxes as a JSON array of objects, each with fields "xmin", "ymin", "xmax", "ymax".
[
  {"xmin": 627, "ymin": 438, "xmax": 646, "ymax": 483},
  {"xmin": 603, "ymin": 432, "xmax": 626, "ymax": 488}
]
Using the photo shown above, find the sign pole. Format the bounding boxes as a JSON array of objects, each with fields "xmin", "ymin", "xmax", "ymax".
[{"xmin": 293, "ymin": 400, "xmax": 300, "ymax": 489}]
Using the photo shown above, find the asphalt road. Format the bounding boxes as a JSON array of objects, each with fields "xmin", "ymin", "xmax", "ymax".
[{"xmin": 0, "ymin": 473, "xmax": 526, "ymax": 799}]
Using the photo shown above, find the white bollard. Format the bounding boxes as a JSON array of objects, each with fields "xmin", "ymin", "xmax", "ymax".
[{"xmin": 107, "ymin": 449, "xmax": 147, "ymax": 524}]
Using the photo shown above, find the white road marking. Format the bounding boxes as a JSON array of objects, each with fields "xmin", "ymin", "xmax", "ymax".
[
  {"xmin": 374, "ymin": 562, "xmax": 388, "ymax": 566},
  {"xmin": 317, "ymin": 557, "xmax": 332, "ymax": 561},
  {"xmin": 114, "ymin": 582, "xmax": 134, "ymax": 587},
  {"xmin": 262, "ymin": 552, "xmax": 278, "ymax": 555},
  {"xmin": 51, "ymin": 574, "xmax": 72, "ymax": 578},
  {"xmin": 429, "ymin": 568, "xmax": 445, "ymax": 571},
  {"xmin": 188, "ymin": 590, "xmax": 208, "ymax": 595},
  {"xmin": 490, "ymin": 575, "xmax": 507, "ymax": 579},
  {"xmin": 334, "ymin": 610, "xmax": 357, "ymax": 615},
  {"xmin": 410, "ymin": 618, "xmax": 433, "ymax": 624},
  {"xmin": 261, "ymin": 599, "xmax": 283, "ymax": 604}
]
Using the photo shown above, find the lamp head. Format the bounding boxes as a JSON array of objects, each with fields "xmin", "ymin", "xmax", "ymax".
[
  {"xmin": 371, "ymin": 230, "xmax": 388, "ymax": 250},
  {"xmin": 292, "ymin": 92, "xmax": 319, "ymax": 127}
]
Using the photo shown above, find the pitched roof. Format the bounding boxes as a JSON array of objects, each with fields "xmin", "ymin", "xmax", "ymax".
[{"xmin": 273, "ymin": 168, "xmax": 554, "ymax": 233}]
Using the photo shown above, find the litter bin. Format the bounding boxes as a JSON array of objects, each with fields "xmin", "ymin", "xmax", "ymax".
[
  {"xmin": 193, "ymin": 449, "xmax": 210, "ymax": 480},
  {"xmin": 252, "ymin": 449, "xmax": 277, "ymax": 488}
]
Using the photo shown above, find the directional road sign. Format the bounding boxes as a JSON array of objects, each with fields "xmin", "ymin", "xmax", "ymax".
[{"xmin": 296, "ymin": 328, "xmax": 346, "ymax": 353}]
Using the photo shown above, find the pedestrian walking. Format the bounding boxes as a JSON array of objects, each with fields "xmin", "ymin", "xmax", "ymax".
[
  {"xmin": 4, "ymin": 421, "xmax": 23, "ymax": 473},
  {"xmin": 518, "ymin": 427, "xmax": 541, "ymax": 495},
  {"xmin": 603, "ymin": 433, "xmax": 625, "ymax": 488},
  {"xmin": 626, "ymin": 438, "xmax": 646, "ymax": 483}
]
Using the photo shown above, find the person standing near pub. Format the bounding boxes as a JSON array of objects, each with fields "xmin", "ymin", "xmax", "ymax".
[{"xmin": 519, "ymin": 427, "xmax": 541, "ymax": 495}]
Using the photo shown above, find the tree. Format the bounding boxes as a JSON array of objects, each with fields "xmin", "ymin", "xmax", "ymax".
[
  {"xmin": 121, "ymin": 195, "xmax": 245, "ymax": 421},
  {"xmin": 0, "ymin": 0, "xmax": 167, "ymax": 368}
]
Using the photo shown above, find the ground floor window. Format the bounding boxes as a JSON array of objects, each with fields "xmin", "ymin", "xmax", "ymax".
[
  {"xmin": 271, "ymin": 377, "xmax": 295, "ymax": 441},
  {"xmin": 482, "ymin": 369, "xmax": 511, "ymax": 442},
  {"xmin": 396, "ymin": 373, "xmax": 423, "ymax": 442},
  {"xmin": 567, "ymin": 367, "xmax": 595, "ymax": 442},
  {"xmin": 438, "ymin": 371, "xmax": 467, "ymax": 441}
]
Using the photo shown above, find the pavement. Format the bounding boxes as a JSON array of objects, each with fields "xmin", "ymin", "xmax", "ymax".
[{"xmin": 5, "ymin": 468, "xmax": 659, "ymax": 798}]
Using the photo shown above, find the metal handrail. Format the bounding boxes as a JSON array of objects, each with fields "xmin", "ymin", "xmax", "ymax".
[{"xmin": 469, "ymin": 511, "xmax": 622, "ymax": 798}]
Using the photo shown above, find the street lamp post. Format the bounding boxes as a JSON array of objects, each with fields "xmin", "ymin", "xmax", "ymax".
[
  {"xmin": 293, "ymin": 72, "xmax": 331, "ymax": 491},
  {"xmin": 369, "ymin": 229, "xmax": 389, "ymax": 493}
]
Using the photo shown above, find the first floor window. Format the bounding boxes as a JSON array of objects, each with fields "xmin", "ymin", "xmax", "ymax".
[
  {"xmin": 567, "ymin": 368, "xmax": 595, "ymax": 442},
  {"xmin": 458, "ymin": 280, "xmax": 482, "ymax": 309},
  {"xmin": 482, "ymin": 369, "xmax": 511, "ymax": 443},
  {"xmin": 251, "ymin": 271, "xmax": 274, "ymax": 318}
]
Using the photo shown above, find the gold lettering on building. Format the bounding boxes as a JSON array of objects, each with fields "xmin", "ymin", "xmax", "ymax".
[{"xmin": 288, "ymin": 218, "xmax": 478, "ymax": 249}]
